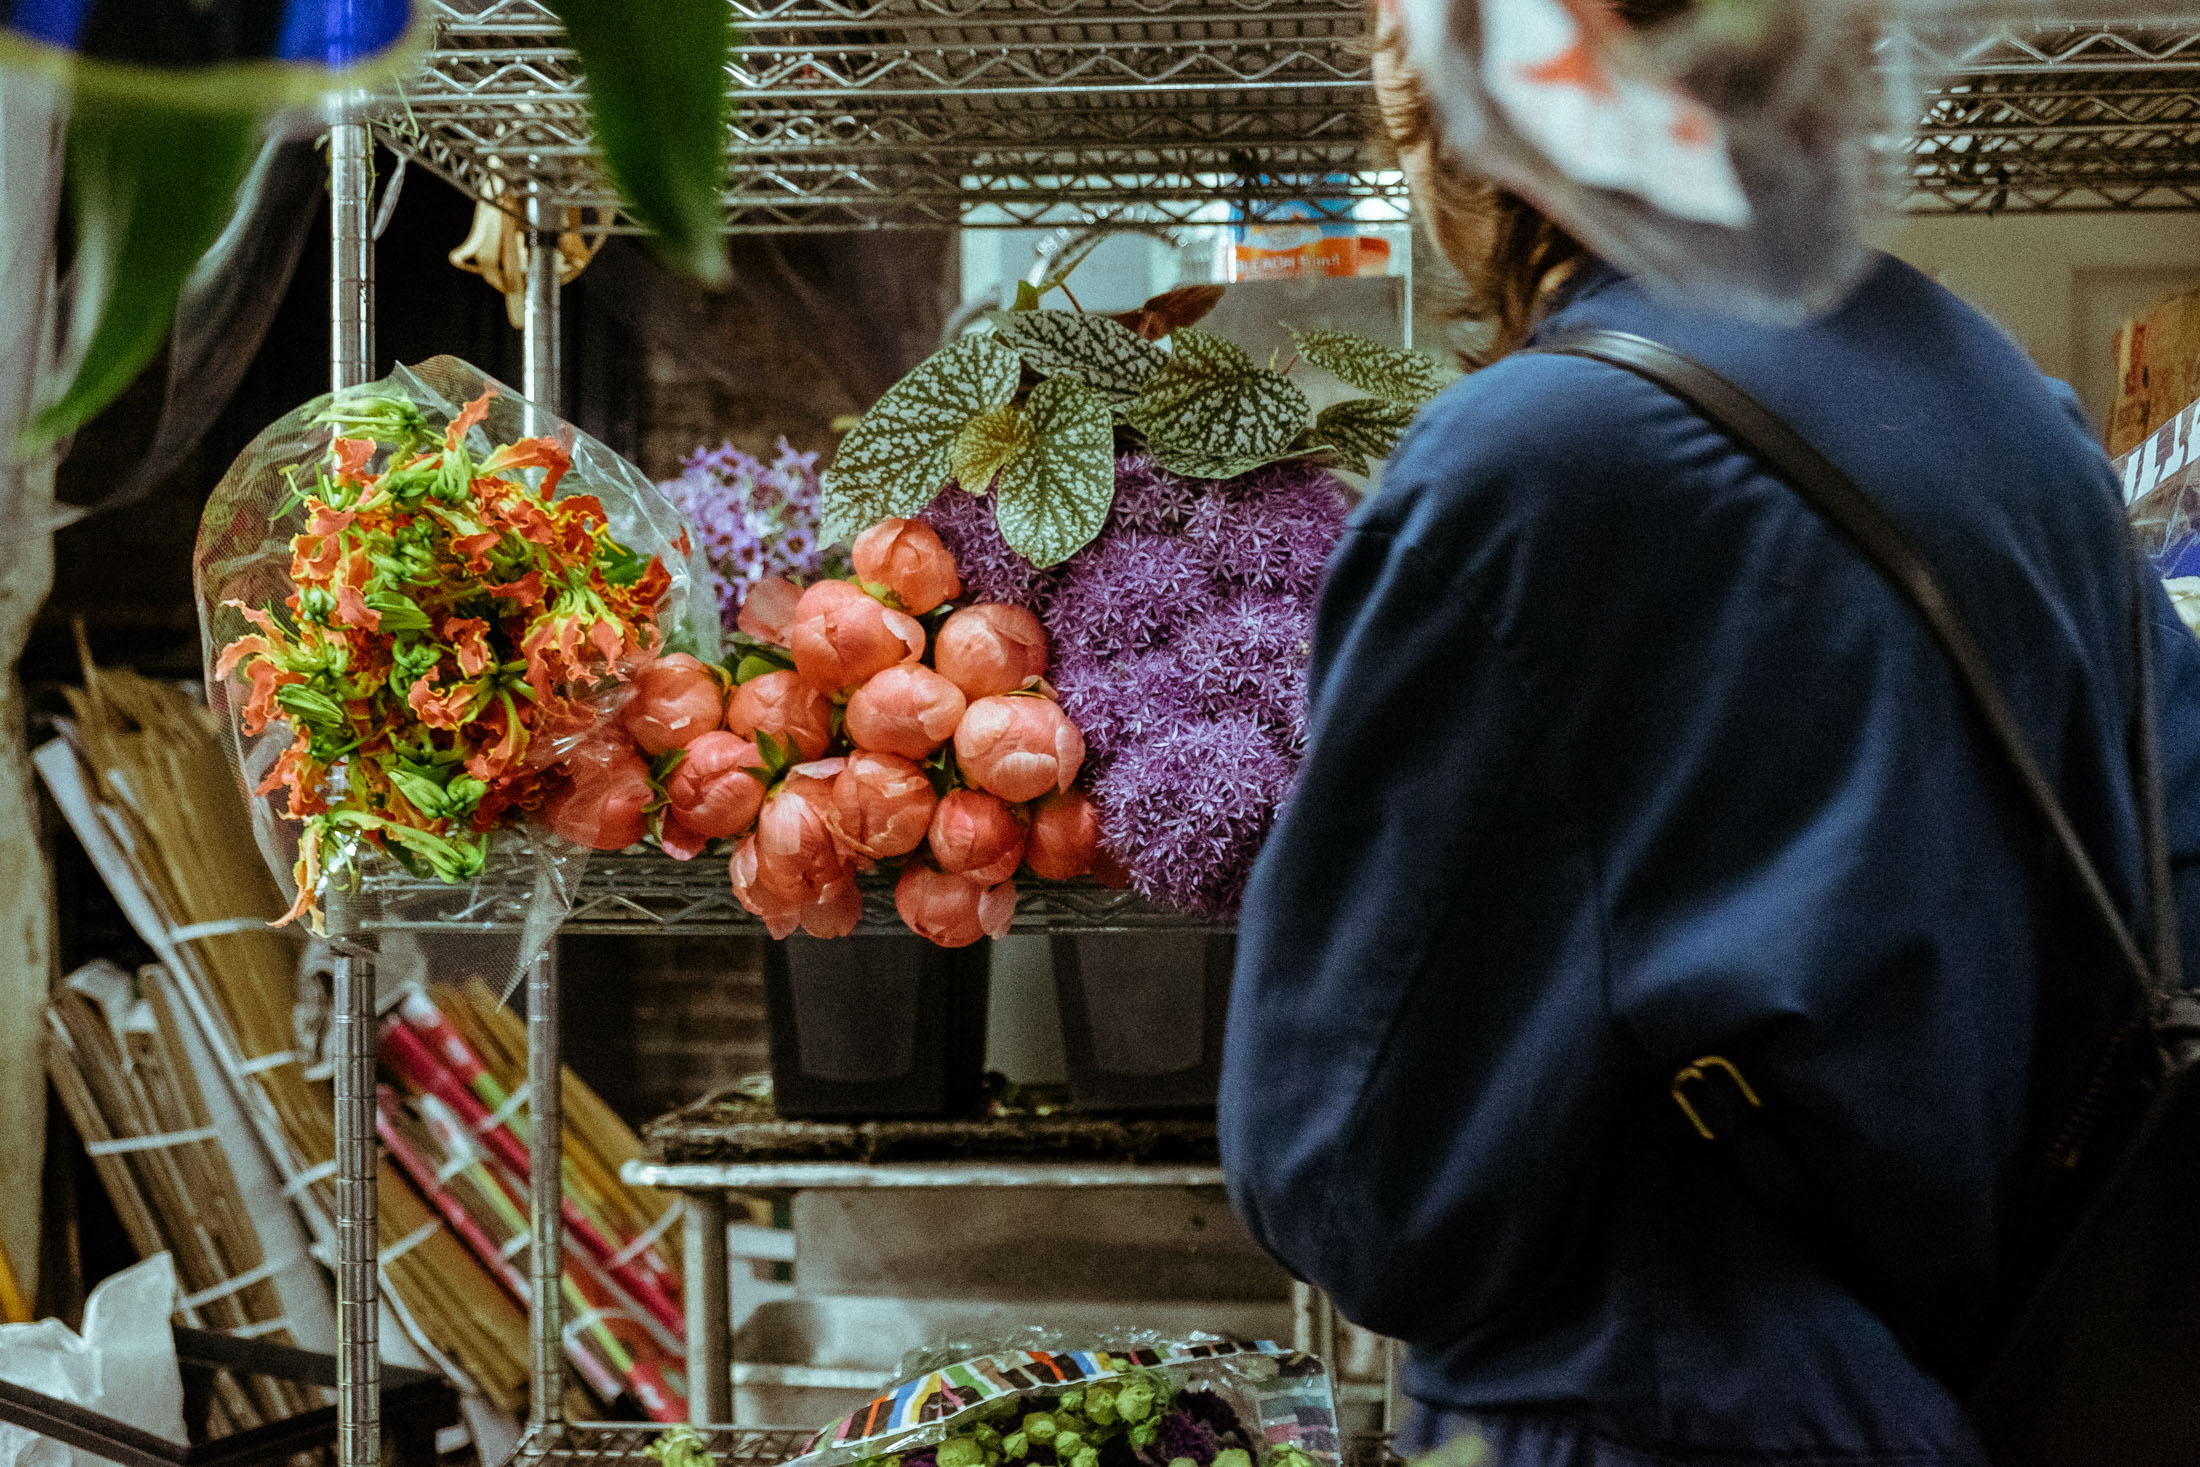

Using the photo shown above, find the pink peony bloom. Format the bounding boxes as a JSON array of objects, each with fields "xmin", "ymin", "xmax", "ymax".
[
  {"xmin": 926, "ymin": 789, "xmax": 1027, "ymax": 885},
  {"xmin": 737, "ymin": 575, "xmax": 802, "ymax": 647},
  {"xmin": 622, "ymin": 653, "xmax": 725, "ymax": 755},
  {"xmin": 852, "ymin": 517, "xmax": 963, "ymax": 616},
  {"xmin": 730, "ymin": 835, "xmax": 803, "ymax": 939},
  {"xmin": 667, "ymin": 731, "xmax": 768, "ymax": 839},
  {"xmin": 826, "ymin": 751, "xmax": 938, "ymax": 859},
  {"xmin": 954, "ymin": 694, "xmax": 1086, "ymax": 804},
  {"xmin": 1024, "ymin": 787, "xmax": 1101, "ymax": 880},
  {"xmin": 753, "ymin": 767, "xmax": 852, "ymax": 905},
  {"xmin": 724, "ymin": 669, "xmax": 834, "ymax": 761},
  {"xmin": 801, "ymin": 875, "xmax": 864, "ymax": 939},
  {"xmin": 659, "ymin": 810, "xmax": 710, "ymax": 862},
  {"xmin": 894, "ymin": 862, "xmax": 1016, "ymax": 948},
  {"xmin": 845, "ymin": 663, "xmax": 967, "ymax": 760},
  {"xmin": 543, "ymin": 741, "xmax": 652, "ymax": 851},
  {"xmin": 933, "ymin": 603, "xmax": 1048, "ymax": 701},
  {"xmin": 790, "ymin": 580, "xmax": 926, "ymax": 695}
]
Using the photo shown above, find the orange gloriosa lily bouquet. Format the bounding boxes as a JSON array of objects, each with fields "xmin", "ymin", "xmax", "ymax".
[{"xmin": 201, "ymin": 358, "xmax": 714, "ymax": 931}]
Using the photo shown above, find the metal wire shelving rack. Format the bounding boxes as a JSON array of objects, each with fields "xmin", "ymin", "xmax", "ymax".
[
  {"xmin": 374, "ymin": 5, "xmax": 2200, "ymax": 232},
  {"xmin": 318, "ymin": 11, "xmax": 2200, "ymax": 1467}
]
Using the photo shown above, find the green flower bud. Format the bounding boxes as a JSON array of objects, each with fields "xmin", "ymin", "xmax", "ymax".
[
  {"xmin": 1052, "ymin": 1431, "xmax": 1083, "ymax": 1456},
  {"xmin": 1004, "ymin": 1433, "xmax": 1029, "ymax": 1460},
  {"xmin": 1114, "ymin": 1382, "xmax": 1155, "ymax": 1424},
  {"xmin": 1084, "ymin": 1388, "xmax": 1118, "ymax": 1427},
  {"xmin": 939, "ymin": 1440, "xmax": 985, "ymax": 1467},
  {"xmin": 1168, "ymin": 1458, "xmax": 1198, "ymax": 1467},
  {"xmin": 1128, "ymin": 1424, "xmax": 1157, "ymax": 1450},
  {"xmin": 1023, "ymin": 1415, "xmax": 1058, "ymax": 1443},
  {"xmin": 1071, "ymin": 1450, "xmax": 1099, "ymax": 1467},
  {"xmin": 1214, "ymin": 1450, "xmax": 1253, "ymax": 1467},
  {"xmin": 975, "ymin": 1427, "xmax": 1002, "ymax": 1450},
  {"xmin": 1058, "ymin": 1391, "xmax": 1084, "ymax": 1413}
]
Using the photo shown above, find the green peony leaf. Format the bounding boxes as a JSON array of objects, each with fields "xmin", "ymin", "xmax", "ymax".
[
  {"xmin": 1309, "ymin": 396, "xmax": 1419, "ymax": 476},
  {"xmin": 1289, "ymin": 327, "xmax": 1453, "ymax": 404},
  {"xmin": 991, "ymin": 378, "xmax": 1117, "ymax": 568},
  {"xmin": 823, "ymin": 335, "xmax": 1022, "ymax": 542},
  {"xmin": 997, "ymin": 311, "xmax": 1166, "ymax": 399},
  {"xmin": 1127, "ymin": 328, "xmax": 1310, "ymax": 479}
]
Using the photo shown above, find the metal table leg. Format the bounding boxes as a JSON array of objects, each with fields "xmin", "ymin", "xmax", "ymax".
[
  {"xmin": 528, "ymin": 945, "xmax": 565, "ymax": 1426},
  {"xmin": 684, "ymin": 1190, "xmax": 731, "ymax": 1424}
]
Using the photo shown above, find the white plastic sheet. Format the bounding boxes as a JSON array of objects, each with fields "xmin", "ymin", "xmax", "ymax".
[{"xmin": 0, "ymin": 1256, "xmax": 187, "ymax": 1467}]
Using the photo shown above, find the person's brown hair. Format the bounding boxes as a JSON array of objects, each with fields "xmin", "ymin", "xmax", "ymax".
[{"xmin": 1371, "ymin": 0, "xmax": 1691, "ymax": 364}]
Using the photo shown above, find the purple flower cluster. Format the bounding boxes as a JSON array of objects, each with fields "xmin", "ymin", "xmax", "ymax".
[
  {"xmin": 654, "ymin": 439, "xmax": 828, "ymax": 629},
  {"xmin": 924, "ymin": 454, "xmax": 1348, "ymax": 915}
]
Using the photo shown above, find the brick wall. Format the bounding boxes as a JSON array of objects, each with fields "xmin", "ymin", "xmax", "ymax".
[{"xmin": 562, "ymin": 934, "xmax": 769, "ymax": 1124}]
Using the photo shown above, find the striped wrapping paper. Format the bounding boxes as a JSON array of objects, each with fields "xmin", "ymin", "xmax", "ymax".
[{"xmin": 793, "ymin": 1338, "xmax": 1338, "ymax": 1467}]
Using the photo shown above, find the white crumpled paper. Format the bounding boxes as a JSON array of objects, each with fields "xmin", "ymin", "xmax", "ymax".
[{"xmin": 0, "ymin": 1255, "xmax": 187, "ymax": 1467}]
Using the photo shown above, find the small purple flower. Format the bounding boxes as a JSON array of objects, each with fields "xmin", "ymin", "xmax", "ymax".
[
  {"xmin": 1054, "ymin": 646, "xmax": 1201, "ymax": 774},
  {"xmin": 1183, "ymin": 460, "xmax": 1350, "ymax": 596},
  {"xmin": 1175, "ymin": 592, "xmax": 1314, "ymax": 741},
  {"xmin": 1094, "ymin": 714, "xmax": 1296, "ymax": 917},
  {"xmin": 1107, "ymin": 451, "xmax": 1204, "ymax": 535},
  {"xmin": 1046, "ymin": 531, "xmax": 1218, "ymax": 658},
  {"xmin": 655, "ymin": 437, "xmax": 830, "ymax": 629},
  {"xmin": 921, "ymin": 489, "xmax": 1060, "ymax": 611}
]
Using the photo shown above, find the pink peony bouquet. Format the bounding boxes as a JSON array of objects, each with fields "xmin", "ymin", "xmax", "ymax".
[{"xmin": 535, "ymin": 517, "xmax": 1101, "ymax": 947}]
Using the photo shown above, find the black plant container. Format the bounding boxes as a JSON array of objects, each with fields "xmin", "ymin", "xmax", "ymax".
[
  {"xmin": 763, "ymin": 932, "xmax": 992, "ymax": 1119},
  {"xmin": 1049, "ymin": 932, "xmax": 1235, "ymax": 1113}
]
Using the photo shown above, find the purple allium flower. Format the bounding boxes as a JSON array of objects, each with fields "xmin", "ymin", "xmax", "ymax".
[
  {"xmin": 1106, "ymin": 452, "xmax": 1204, "ymax": 535},
  {"xmin": 1054, "ymin": 647, "xmax": 1201, "ymax": 774},
  {"xmin": 1045, "ymin": 531, "xmax": 1218, "ymax": 659},
  {"xmin": 1094, "ymin": 714, "xmax": 1295, "ymax": 917},
  {"xmin": 1183, "ymin": 460, "xmax": 1350, "ymax": 596},
  {"xmin": 654, "ymin": 437, "xmax": 829, "ymax": 629},
  {"xmin": 1174, "ymin": 591, "xmax": 1313, "ymax": 740},
  {"xmin": 921, "ymin": 489, "xmax": 1059, "ymax": 612}
]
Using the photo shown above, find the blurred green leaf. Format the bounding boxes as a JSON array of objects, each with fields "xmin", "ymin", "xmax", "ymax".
[
  {"xmin": 30, "ymin": 97, "xmax": 259, "ymax": 444},
  {"xmin": 549, "ymin": 0, "xmax": 734, "ymax": 286}
]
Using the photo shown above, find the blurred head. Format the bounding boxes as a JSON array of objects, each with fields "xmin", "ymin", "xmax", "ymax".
[{"xmin": 1371, "ymin": 0, "xmax": 1691, "ymax": 362}]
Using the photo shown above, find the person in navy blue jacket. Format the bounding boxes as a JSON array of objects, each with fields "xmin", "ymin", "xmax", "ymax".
[{"xmin": 1215, "ymin": 9, "xmax": 2200, "ymax": 1467}]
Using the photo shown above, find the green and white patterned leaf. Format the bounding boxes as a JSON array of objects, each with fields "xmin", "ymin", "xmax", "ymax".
[
  {"xmin": 998, "ymin": 311, "xmax": 1166, "ymax": 400},
  {"xmin": 992, "ymin": 378, "xmax": 1118, "ymax": 568},
  {"xmin": 823, "ymin": 335, "xmax": 1022, "ymax": 541},
  {"xmin": 1125, "ymin": 327, "xmax": 1310, "ymax": 476},
  {"xmin": 1309, "ymin": 396, "xmax": 1419, "ymax": 476},
  {"xmin": 1289, "ymin": 327, "xmax": 1453, "ymax": 404},
  {"xmin": 952, "ymin": 403, "xmax": 1031, "ymax": 493}
]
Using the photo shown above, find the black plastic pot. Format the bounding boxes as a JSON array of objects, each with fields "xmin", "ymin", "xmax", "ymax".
[
  {"xmin": 1049, "ymin": 932, "xmax": 1235, "ymax": 1113},
  {"xmin": 763, "ymin": 933, "xmax": 992, "ymax": 1119}
]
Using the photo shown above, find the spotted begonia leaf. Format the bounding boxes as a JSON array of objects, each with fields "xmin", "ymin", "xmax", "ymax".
[
  {"xmin": 998, "ymin": 310, "xmax": 1166, "ymax": 400},
  {"xmin": 952, "ymin": 403, "xmax": 1031, "ymax": 494},
  {"xmin": 1127, "ymin": 328, "xmax": 1310, "ymax": 480},
  {"xmin": 1309, "ymin": 397, "xmax": 1420, "ymax": 476},
  {"xmin": 823, "ymin": 335, "xmax": 1021, "ymax": 541},
  {"xmin": 991, "ymin": 378, "xmax": 1117, "ymax": 568},
  {"xmin": 1289, "ymin": 327, "xmax": 1453, "ymax": 404}
]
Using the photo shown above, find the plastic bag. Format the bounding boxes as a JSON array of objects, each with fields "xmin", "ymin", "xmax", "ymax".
[
  {"xmin": 1392, "ymin": 0, "xmax": 1903, "ymax": 320},
  {"xmin": 787, "ymin": 1334, "xmax": 1339, "ymax": 1467},
  {"xmin": 193, "ymin": 356, "xmax": 715, "ymax": 964},
  {"xmin": 0, "ymin": 1255, "xmax": 186, "ymax": 1467}
]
